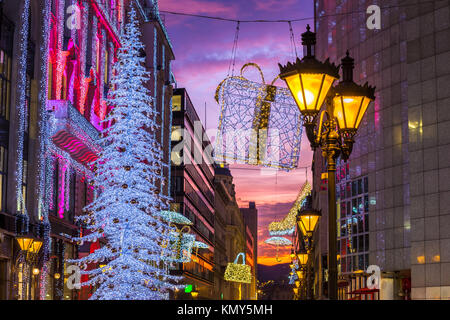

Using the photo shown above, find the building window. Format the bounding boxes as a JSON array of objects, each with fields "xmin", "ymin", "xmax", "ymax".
[
  {"xmin": 337, "ymin": 160, "xmax": 369, "ymax": 274},
  {"xmin": 172, "ymin": 95, "xmax": 181, "ymax": 111},
  {"xmin": 0, "ymin": 11, "xmax": 13, "ymax": 120},
  {"xmin": 67, "ymin": 169, "xmax": 76, "ymax": 223},
  {"xmin": 0, "ymin": 146, "xmax": 7, "ymax": 212},
  {"xmin": 50, "ymin": 158, "xmax": 59, "ymax": 215}
]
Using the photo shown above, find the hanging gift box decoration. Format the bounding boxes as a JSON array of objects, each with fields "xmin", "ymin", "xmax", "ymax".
[
  {"xmin": 268, "ymin": 181, "xmax": 311, "ymax": 236},
  {"xmin": 215, "ymin": 63, "xmax": 303, "ymax": 171},
  {"xmin": 224, "ymin": 252, "xmax": 252, "ymax": 284},
  {"xmin": 161, "ymin": 225, "xmax": 196, "ymax": 263}
]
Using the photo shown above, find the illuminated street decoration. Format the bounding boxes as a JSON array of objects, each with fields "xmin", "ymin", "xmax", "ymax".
[
  {"xmin": 264, "ymin": 236, "xmax": 292, "ymax": 262},
  {"xmin": 163, "ymin": 227, "xmax": 196, "ymax": 263},
  {"xmin": 215, "ymin": 63, "xmax": 303, "ymax": 171},
  {"xmin": 224, "ymin": 253, "xmax": 252, "ymax": 284},
  {"xmin": 158, "ymin": 210, "xmax": 193, "ymax": 225},
  {"xmin": 268, "ymin": 181, "xmax": 311, "ymax": 235},
  {"xmin": 193, "ymin": 241, "xmax": 210, "ymax": 249}
]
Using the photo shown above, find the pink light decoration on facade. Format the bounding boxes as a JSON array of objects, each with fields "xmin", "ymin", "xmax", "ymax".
[
  {"xmin": 58, "ymin": 160, "xmax": 67, "ymax": 218},
  {"xmin": 100, "ymin": 100, "xmax": 107, "ymax": 121},
  {"xmin": 79, "ymin": 75, "xmax": 91, "ymax": 115},
  {"xmin": 55, "ymin": 51, "xmax": 67, "ymax": 100},
  {"xmin": 91, "ymin": 0, "xmax": 120, "ymax": 47}
]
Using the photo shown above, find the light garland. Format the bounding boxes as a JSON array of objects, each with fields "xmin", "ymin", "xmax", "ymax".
[
  {"xmin": 224, "ymin": 252, "xmax": 252, "ymax": 284},
  {"xmin": 215, "ymin": 62, "xmax": 303, "ymax": 171},
  {"xmin": 37, "ymin": 0, "xmax": 52, "ymax": 300},
  {"xmin": 15, "ymin": 0, "xmax": 31, "ymax": 215},
  {"xmin": 268, "ymin": 181, "xmax": 311, "ymax": 235}
]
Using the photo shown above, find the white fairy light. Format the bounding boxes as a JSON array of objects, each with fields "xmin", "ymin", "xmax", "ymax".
[{"xmin": 69, "ymin": 7, "xmax": 181, "ymax": 300}]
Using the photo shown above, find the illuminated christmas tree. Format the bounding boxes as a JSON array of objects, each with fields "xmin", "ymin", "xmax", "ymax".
[{"xmin": 70, "ymin": 6, "xmax": 179, "ymax": 300}]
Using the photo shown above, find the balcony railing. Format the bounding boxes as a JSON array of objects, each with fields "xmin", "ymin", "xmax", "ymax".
[{"xmin": 47, "ymin": 100, "xmax": 101, "ymax": 167}]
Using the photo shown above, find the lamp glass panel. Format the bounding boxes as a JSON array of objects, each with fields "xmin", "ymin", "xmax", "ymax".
[
  {"xmin": 30, "ymin": 240, "xmax": 43, "ymax": 254},
  {"xmin": 293, "ymin": 288, "xmax": 299, "ymax": 294},
  {"xmin": 17, "ymin": 237, "xmax": 33, "ymax": 251},
  {"xmin": 355, "ymin": 97, "xmax": 371, "ymax": 129},
  {"xmin": 295, "ymin": 280, "xmax": 300, "ymax": 287},
  {"xmin": 297, "ymin": 253, "xmax": 308, "ymax": 265},
  {"xmin": 297, "ymin": 220, "xmax": 307, "ymax": 237},
  {"xmin": 300, "ymin": 214, "xmax": 320, "ymax": 233},
  {"xmin": 285, "ymin": 73, "xmax": 335, "ymax": 113},
  {"xmin": 296, "ymin": 270, "xmax": 303, "ymax": 279},
  {"xmin": 334, "ymin": 96, "xmax": 371, "ymax": 130}
]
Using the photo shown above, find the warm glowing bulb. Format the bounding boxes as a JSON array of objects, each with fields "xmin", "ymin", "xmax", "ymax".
[
  {"xmin": 32, "ymin": 268, "xmax": 40, "ymax": 275},
  {"xmin": 297, "ymin": 89, "xmax": 315, "ymax": 106},
  {"xmin": 343, "ymin": 98, "xmax": 354, "ymax": 103}
]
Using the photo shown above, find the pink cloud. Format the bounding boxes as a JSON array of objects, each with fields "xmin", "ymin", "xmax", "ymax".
[{"xmin": 160, "ymin": 0, "xmax": 238, "ymax": 16}]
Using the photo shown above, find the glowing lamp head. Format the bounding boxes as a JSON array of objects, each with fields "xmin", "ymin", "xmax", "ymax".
[
  {"xmin": 29, "ymin": 240, "xmax": 43, "ymax": 254},
  {"xmin": 54, "ymin": 273, "xmax": 61, "ymax": 280},
  {"xmin": 296, "ymin": 270, "xmax": 304, "ymax": 279},
  {"xmin": 16, "ymin": 237, "xmax": 34, "ymax": 252},
  {"xmin": 32, "ymin": 268, "xmax": 40, "ymax": 275},
  {"xmin": 295, "ymin": 280, "xmax": 300, "ymax": 288},
  {"xmin": 279, "ymin": 26, "xmax": 339, "ymax": 117},
  {"xmin": 333, "ymin": 51, "xmax": 375, "ymax": 133},
  {"xmin": 297, "ymin": 252, "xmax": 309, "ymax": 266},
  {"xmin": 293, "ymin": 288, "xmax": 299, "ymax": 295},
  {"xmin": 191, "ymin": 291, "xmax": 199, "ymax": 298}
]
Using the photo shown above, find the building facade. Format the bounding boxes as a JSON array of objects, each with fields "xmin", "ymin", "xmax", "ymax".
[
  {"xmin": 241, "ymin": 201, "xmax": 258, "ymax": 300},
  {"xmin": 0, "ymin": 0, "xmax": 174, "ymax": 300},
  {"xmin": 170, "ymin": 88, "xmax": 215, "ymax": 299},
  {"xmin": 213, "ymin": 164, "xmax": 249, "ymax": 300},
  {"xmin": 213, "ymin": 164, "xmax": 231, "ymax": 300},
  {"xmin": 314, "ymin": 0, "xmax": 450, "ymax": 300}
]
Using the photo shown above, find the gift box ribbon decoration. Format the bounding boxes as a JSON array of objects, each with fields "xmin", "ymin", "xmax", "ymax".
[
  {"xmin": 268, "ymin": 181, "xmax": 312, "ymax": 236},
  {"xmin": 215, "ymin": 63, "xmax": 303, "ymax": 171},
  {"xmin": 224, "ymin": 252, "xmax": 252, "ymax": 284}
]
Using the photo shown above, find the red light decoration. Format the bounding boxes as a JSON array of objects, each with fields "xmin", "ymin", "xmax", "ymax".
[{"xmin": 52, "ymin": 131, "xmax": 98, "ymax": 165}]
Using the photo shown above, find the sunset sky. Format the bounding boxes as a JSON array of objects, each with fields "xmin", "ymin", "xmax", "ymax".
[{"xmin": 160, "ymin": 0, "xmax": 314, "ymax": 266}]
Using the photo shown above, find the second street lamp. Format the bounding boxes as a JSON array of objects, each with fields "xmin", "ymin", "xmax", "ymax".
[{"xmin": 279, "ymin": 25, "xmax": 375, "ymax": 300}]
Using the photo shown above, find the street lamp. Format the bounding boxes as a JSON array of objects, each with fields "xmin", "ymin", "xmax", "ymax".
[
  {"xmin": 16, "ymin": 237, "xmax": 34, "ymax": 252},
  {"xmin": 280, "ymin": 25, "xmax": 375, "ymax": 300},
  {"xmin": 297, "ymin": 207, "xmax": 321, "ymax": 245},
  {"xmin": 16, "ymin": 236, "xmax": 43, "ymax": 300}
]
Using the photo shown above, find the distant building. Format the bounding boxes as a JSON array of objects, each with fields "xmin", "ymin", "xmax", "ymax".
[
  {"xmin": 170, "ymin": 88, "xmax": 215, "ymax": 299},
  {"xmin": 241, "ymin": 202, "xmax": 258, "ymax": 300},
  {"xmin": 213, "ymin": 164, "xmax": 251, "ymax": 300},
  {"xmin": 136, "ymin": 0, "xmax": 175, "ymax": 204}
]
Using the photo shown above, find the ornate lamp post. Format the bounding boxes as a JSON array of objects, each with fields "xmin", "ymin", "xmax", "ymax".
[
  {"xmin": 16, "ymin": 237, "xmax": 43, "ymax": 299},
  {"xmin": 280, "ymin": 25, "xmax": 375, "ymax": 300}
]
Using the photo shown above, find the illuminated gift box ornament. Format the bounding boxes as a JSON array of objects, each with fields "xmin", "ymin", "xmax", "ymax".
[
  {"xmin": 268, "ymin": 181, "xmax": 311, "ymax": 236},
  {"xmin": 215, "ymin": 63, "xmax": 303, "ymax": 171},
  {"xmin": 224, "ymin": 252, "xmax": 252, "ymax": 284}
]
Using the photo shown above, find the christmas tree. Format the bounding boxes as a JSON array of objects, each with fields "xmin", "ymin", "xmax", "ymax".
[{"xmin": 70, "ymin": 6, "xmax": 180, "ymax": 300}]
